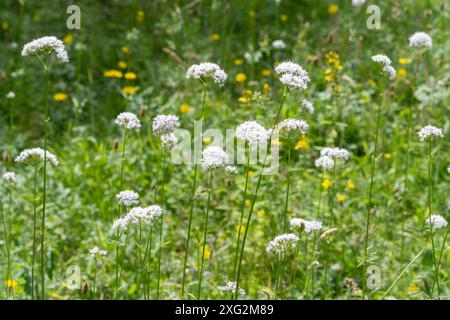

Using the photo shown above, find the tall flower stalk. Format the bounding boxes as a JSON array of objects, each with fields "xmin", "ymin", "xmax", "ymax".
[{"xmin": 0, "ymin": 199, "xmax": 13, "ymax": 299}]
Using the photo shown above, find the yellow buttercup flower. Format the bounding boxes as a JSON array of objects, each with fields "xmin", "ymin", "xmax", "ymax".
[
  {"xmin": 408, "ymin": 283, "xmax": 419, "ymax": 294},
  {"xmin": 263, "ymin": 83, "xmax": 270, "ymax": 92},
  {"xmin": 104, "ymin": 70, "xmax": 123, "ymax": 78},
  {"xmin": 328, "ymin": 4, "xmax": 339, "ymax": 15},
  {"xmin": 238, "ymin": 96, "xmax": 248, "ymax": 104},
  {"xmin": 5, "ymin": 279, "xmax": 17, "ymax": 288},
  {"xmin": 236, "ymin": 73, "xmax": 247, "ymax": 83},
  {"xmin": 337, "ymin": 194, "xmax": 346, "ymax": 203},
  {"xmin": 121, "ymin": 46, "xmax": 130, "ymax": 55},
  {"xmin": 346, "ymin": 180, "xmax": 356, "ymax": 190},
  {"xmin": 1, "ymin": 21, "xmax": 10, "ymax": 31},
  {"xmin": 261, "ymin": 69, "xmax": 271, "ymax": 77},
  {"xmin": 384, "ymin": 153, "xmax": 392, "ymax": 159},
  {"xmin": 248, "ymin": 10, "xmax": 256, "ymax": 18},
  {"xmin": 118, "ymin": 61, "xmax": 127, "ymax": 69},
  {"xmin": 399, "ymin": 58, "xmax": 411, "ymax": 65},
  {"xmin": 322, "ymin": 179, "xmax": 332, "ymax": 189},
  {"xmin": 53, "ymin": 92, "xmax": 68, "ymax": 102},
  {"xmin": 124, "ymin": 72, "xmax": 137, "ymax": 80},
  {"xmin": 180, "ymin": 103, "xmax": 190, "ymax": 113},
  {"xmin": 202, "ymin": 245, "xmax": 211, "ymax": 260},
  {"xmin": 256, "ymin": 209, "xmax": 265, "ymax": 218},
  {"xmin": 122, "ymin": 86, "xmax": 138, "ymax": 95},
  {"xmin": 397, "ymin": 68, "xmax": 407, "ymax": 78},
  {"xmin": 234, "ymin": 58, "xmax": 243, "ymax": 66},
  {"xmin": 248, "ymin": 171, "xmax": 254, "ymax": 177},
  {"xmin": 295, "ymin": 136, "xmax": 309, "ymax": 150},
  {"xmin": 136, "ymin": 10, "xmax": 145, "ymax": 22},
  {"xmin": 211, "ymin": 33, "xmax": 220, "ymax": 41},
  {"xmin": 203, "ymin": 136, "xmax": 212, "ymax": 145},
  {"xmin": 280, "ymin": 14, "xmax": 288, "ymax": 22},
  {"xmin": 235, "ymin": 225, "xmax": 246, "ymax": 234},
  {"xmin": 63, "ymin": 33, "xmax": 74, "ymax": 44},
  {"xmin": 245, "ymin": 199, "xmax": 251, "ymax": 206}
]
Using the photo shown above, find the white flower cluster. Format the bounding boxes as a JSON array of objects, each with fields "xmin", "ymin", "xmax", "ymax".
[
  {"xmin": 275, "ymin": 61, "xmax": 310, "ymax": 90},
  {"xmin": 116, "ymin": 190, "xmax": 140, "ymax": 207},
  {"xmin": 22, "ymin": 36, "xmax": 69, "ymax": 63},
  {"xmin": 202, "ymin": 146, "xmax": 228, "ymax": 170},
  {"xmin": 320, "ymin": 147, "xmax": 350, "ymax": 161},
  {"xmin": 3, "ymin": 172, "xmax": 16, "ymax": 183},
  {"xmin": 425, "ymin": 215, "xmax": 448, "ymax": 230},
  {"xmin": 290, "ymin": 218, "xmax": 323, "ymax": 234},
  {"xmin": 277, "ymin": 119, "xmax": 309, "ymax": 135},
  {"xmin": 418, "ymin": 125, "xmax": 444, "ymax": 141},
  {"xmin": 236, "ymin": 121, "xmax": 270, "ymax": 145},
  {"xmin": 409, "ymin": 32, "xmax": 432, "ymax": 49},
  {"xmin": 266, "ymin": 233, "xmax": 299, "ymax": 258},
  {"xmin": 89, "ymin": 247, "xmax": 107, "ymax": 258},
  {"xmin": 112, "ymin": 205, "xmax": 163, "ymax": 232},
  {"xmin": 6, "ymin": 91, "xmax": 15, "ymax": 99},
  {"xmin": 371, "ymin": 54, "xmax": 396, "ymax": 80},
  {"xmin": 152, "ymin": 114, "xmax": 180, "ymax": 136},
  {"xmin": 301, "ymin": 99, "xmax": 314, "ymax": 114},
  {"xmin": 272, "ymin": 40, "xmax": 286, "ymax": 49},
  {"xmin": 186, "ymin": 62, "xmax": 227, "ymax": 86},
  {"xmin": 15, "ymin": 148, "xmax": 59, "ymax": 166},
  {"xmin": 225, "ymin": 281, "xmax": 246, "ymax": 296},
  {"xmin": 161, "ymin": 132, "xmax": 178, "ymax": 148},
  {"xmin": 225, "ymin": 166, "xmax": 238, "ymax": 175},
  {"xmin": 315, "ymin": 155, "xmax": 334, "ymax": 171},
  {"xmin": 114, "ymin": 112, "xmax": 141, "ymax": 131},
  {"xmin": 352, "ymin": 0, "xmax": 366, "ymax": 8}
]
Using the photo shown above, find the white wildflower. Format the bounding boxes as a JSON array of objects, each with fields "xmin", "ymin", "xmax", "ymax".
[
  {"xmin": 290, "ymin": 218, "xmax": 323, "ymax": 234},
  {"xmin": 320, "ymin": 147, "xmax": 350, "ymax": 161},
  {"xmin": 352, "ymin": 0, "xmax": 366, "ymax": 7},
  {"xmin": 186, "ymin": 62, "xmax": 227, "ymax": 86},
  {"xmin": 315, "ymin": 155, "xmax": 334, "ymax": 171},
  {"xmin": 116, "ymin": 190, "xmax": 139, "ymax": 207},
  {"xmin": 225, "ymin": 281, "xmax": 246, "ymax": 296},
  {"xmin": 272, "ymin": 40, "xmax": 286, "ymax": 49},
  {"xmin": 409, "ymin": 32, "xmax": 432, "ymax": 49},
  {"xmin": 3, "ymin": 172, "xmax": 16, "ymax": 184},
  {"xmin": 90, "ymin": 247, "xmax": 107, "ymax": 258},
  {"xmin": 6, "ymin": 91, "xmax": 15, "ymax": 99},
  {"xmin": 112, "ymin": 217, "xmax": 130, "ymax": 231},
  {"xmin": 371, "ymin": 54, "xmax": 392, "ymax": 66},
  {"xmin": 383, "ymin": 65, "xmax": 396, "ymax": 80},
  {"xmin": 301, "ymin": 99, "xmax": 314, "ymax": 114},
  {"xmin": 225, "ymin": 166, "xmax": 238, "ymax": 175},
  {"xmin": 201, "ymin": 146, "xmax": 228, "ymax": 170},
  {"xmin": 275, "ymin": 61, "xmax": 310, "ymax": 91},
  {"xmin": 236, "ymin": 121, "xmax": 270, "ymax": 145},
  {"xmin": 22, "ymin": 36, "xmax": 69, "ymax": 63},
  {"xmin": 266, "ymin": 233, "xmax": 299, "ymax": 259},
  {"xmin": 161, "ymin": 133, "xmax": 178, "ymax": 148},
  {"xmin": 152, "ymin": 114, "xmax": 180, "ymax": 136},
  {"xmin": 425, "ymin": 215, "xmax": 448, "ymax": 230},
  {"xmin": 15, "ymin": 148, "xmax": 59, "ymax": 166},
  {"xmin": 277, "ymin": 119, "xmax": 309, "ymax": 135},
  {"xmin": 279, "ymin": 73, "xmax": 310, "ymax": 90},
  {"xmin": 114, "ymin": 112, "xmax": 141, "ymax": 131},
  {"xmin": 418, "ymin": 125, "xmax": 444, "ymax": 141}
]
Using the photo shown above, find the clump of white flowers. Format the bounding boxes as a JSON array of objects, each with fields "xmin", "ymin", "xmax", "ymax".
[
  {"xmin": 161, "ymin": 133, "xmax": 178, "ymax": 149},
  {"xmin": 301, "ymin": 99, "xmax": 314, "ymax": 114},
  {"xmin": 277, "ymin": 119, "xmax": 309, "ymax": 135},
  {"xmin": 89, "ymin": 247, "xmax": 107, "ymax": 258},
  {"xmin": 126, "ymin": 205, "xmax": 163, "ymax": 225},
  {"xmin": 186, "ymin": 62, "xmax": 227, "ymax": 86},
  {"xmin": 22, "ymin": 36, "xmax": 69, "ymax": 63},
  {"xmin": 152, "ymin": 114, "xmax": 180, "ymax": 136},
  {"xmin": 225, "ymin": 166, "xmax": 238, "ymax": 175},
  {"xmin": 15, "ymin": 148, "xmax": 59, "ymax": 166},
  {"xmin": 201, "ymin": 146, "xmax": 228, "ymax": 170},
  {"xmin": 236, "ymin": 121, "xmax": 270, "ymax": 145},
  {"xmin": 448, "ymin": 165, "xmax": 450, "ymax": 174},
  {"xmin": 275, "ymin": 61, "xmax": 310, "ymax": 90},
  {"xmin": 225, "ymin": 281, "xmax": 246, "ymax": 296},
  {"xmin": 320, "ymin": 147, "xmax": 350, "ymax": 161},
  {"xmin": 3, "ymin": 172, "xmax": 16, "ymax": 184},
  {"xmin": 352, "ymin": 0, "xmax": 366, "ymax": 8},
  {"xmin": 315, "ymin": 155, "xmax": 334, "ymax": 171},
  {"xmin": 290, "ymin": 218, "xmax": 323, "ymax": 234},
  {"xmin": 418, "ymin": 125, "xmax": 444, "ymax": 141},
  {"xmin": 409, "ymin": 32, "xmax": 432, "ymax": 49},
  {"xmin": 116, "ymin": 190, "xmax": 140, "ymax": 207},
  {"xmin": 6, "ymin": 91, "xmax": 15, "ymax": 99},
  {"xmin": 112, "ymin": 217, "xmax": 130, "ymax": 231},
  {"xmin": 371, "ymin": 54, "xmax": 396, "ymax": 80},
  {"xmin": 114, "ymin": 112, "xmax": 141, "ymax": 131},
  {"xmin": 266, "ymin": 233, "xmax": 299, "ymax": 258},
  {"xmin": 272, "ymin": 39, "xmax": 286, "ymax": 49},
  {"xmin": 425, "ymin": 215, "xmax": 448, "ymax": 230}
]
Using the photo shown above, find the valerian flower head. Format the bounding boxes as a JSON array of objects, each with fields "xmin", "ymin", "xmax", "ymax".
[
  {"xmin": 152, "ymin": 114, "xmax": 180, "ymax": 136},
  {"xmin": 116, "ymin": 190, "xmax": 140, "ymax": 207},
  {"xmin": 272, "ymin": 40, "xmax": 287, "ymax": 49},
  {"xmin": 225, "ymin": 166, "xmax": 238, "ymax": 175},
  {"xmin": 290, "ymin": 218, "xmax": 323, "ymax": 234},
  {"xmin": 275, "ymin": 61, "xmax": 310, "ymax": 90},
  {"xmin": 236, "ymin": 121, "xmax": 270, "ymax": 145},
  {"xmin": 371, "ymin": 54, "xmax": 392, "ymax": 66},
  {"xmin": 225, "ymin": 281, "xmax": 246, "ymax": 296},
  {"xmin": 320, "ymin": 147, "xmax": 350, "ymax": 161},
  {"xmin": 22, "ymin": 36, "xmax": 69, "ymax": 63},
  {"xmin": 114, "ymin": 112, "xmax": 141, "ymax": 131},
  {"xmin": 161, "ymin": 133, "xmax": 178, "ymax": 149},
  {"xmin": 315, "ymin": 155, "xmax": 334, "ymax": 171},
  {"xmin": 301, "ymin": 99, "xmax": 314, "ymax": 114},
  {"xmin": 277, "ymin": 119, "xmax": 309, "ymax": 135},
  {"xmin": 186, "ymin": 62, "xmax": 227, "ymax": 86},
  {"xmin": 425, "ymin": 215, "xmax": 448, "ymax": 230},
  {"xmin": 409, "ymin": 32, "xmax": 432, "ymax": 49},
  {"xmin": 266, "ymin": 233, "xmax": 299, "ymax": 259},
  {"xmin": 352, "ymin": 0, "xmax": 366, "ymax": 8},
  {"xmin": 202, "ymin": 146, "xmax": 228, "ymax": 170},
  {"xmin": 3, "ymin": 172, "xmax": 16, "ymax": 184},
  {"xmin": 418, "ymin": 125, "xmax": 444, "ymax": 141},
  {"xmin": 15, "ymin": 148, "xmax": 59, "ymax": 167},
  {"xmin": 89, "ymin": 247, "xmax": 107, "ymax": 259}
]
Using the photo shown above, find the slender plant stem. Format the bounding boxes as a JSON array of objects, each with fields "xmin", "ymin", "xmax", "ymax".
[
  {"xmin": 233, "ymin": 154, "xmax": 250, "ymax": 279},
  {"xmin": 433, "ymin": 226, "xmax": 449, "ymax": 297},
  {"xmin": 197, "ymin": 170, "xmax": 214, "ymax": 299},
  {"xmin": 288, "ymin": 235, "xmax": 302, "ymax": 297},
  {"xmin": 92, "ymin": 259, "xmax": 97, "ymax": 298},
  {"xmin": 0, "ymin": 199, "xmax": 12, "ymax": 299},
  {"xmin": 31, "ymin": 168, "xmax": 38, "ymax": 299},
  {"xmin": 114, "ymin": 229, "xmax": 122, "ymax": 298},
  {"xmin": 156, "ymin": 148, "xmax": 166, "ymax": 299},
  {"xmin": 362, "ymin": 88, "xmax": 384, "ymax": 299},
  {"xmin": 282, "ymin": 144, "xmax": 292, "ymax": 233},
  {"xmin": 119, "ymin": 128, "xmax": 128, "ymax": 194},
  {"xmin": 235, "ymin": 86, "xmax": 287, "ymax": 299}
]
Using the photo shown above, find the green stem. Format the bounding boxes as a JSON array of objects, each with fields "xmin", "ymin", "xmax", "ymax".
[
  {"xmin": 362, "ymin": 89, "xmax": 384, "ymax": 299},
  {"xmin": 197, "ymin": 170, "xmax": 214, "ymax": 299},
  {"xmin": 31, "ymin": 168, "xmax": 38, "ymax": 299},
  {"xmin": 0, "ymin": 199, "xmax": 12, "ymax": 299},
  {"xmin": 92, "ymin": 260, "xmax": 97, "ymax": 298},
  {"xmin": 282, "ymin": 144, "xmax": 292, "ymax": 233},
  {"xmin": 156, "ymin": 148, "xmax": 166, "ymax": 299}
]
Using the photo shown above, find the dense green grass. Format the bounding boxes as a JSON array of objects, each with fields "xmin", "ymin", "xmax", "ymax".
[{"xmin": 0, "ymin": 0, "xmax": 449, "ymax": 300}]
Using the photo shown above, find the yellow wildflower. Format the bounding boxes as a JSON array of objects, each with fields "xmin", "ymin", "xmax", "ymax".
[
  {"xmin": 397, "ymin": 68, "xmax": 407, "ymax": 78},
  {"xmin": 124, "ymin": 72, "xmax": 137, "ymax": 80},
  {"xmin": 337, "ymin": 194, "xmax": 346, "ymax": 203},
  {"xmin": 408, "ymin": 283, "xmax": 419, "ymax": 294},
  {"xmin": 63, "ymin": 33, "xmax": 74, "ymax": 44},
  {"xmin": 5, "ymin": 279, "xmax": 17, "ymax": 288},
  {"xmin": 399, "ymin": 58, "xmax": 411, "ymax": 65},
  {"xmin": 234, "ymin": 58, "xmax": 243, "ymax": 66},
  {"xmin": 235, "ymin": 225, "xmax": 246, "ymax": 234},
  {"xmin": 263, "ymin": 83, "xmax": 270, "ymax": 92},
  {"xmin": 322, "ymin": 179, "xmax": 332, "ymax": 189},
  {"xmin": 180, "ymin": 103, "xmax": 190, "ymax": 113},
  {"xmin": 203, "ymin": 136, "xmax": 212, "ymax": 145},
  {"xmin": 53, "ymin": 93, "xmax": 68, "ymax": 102},
  {"xmin": 122, "ymin": 86, "xmax": 138, "ymax": 95},
  {"xmin": 236, "ymin": 73, "xmax": 247, "ymax": 83},
  {"xmin": 248, "ymin": 10, "xmax": 256, "ymax": 18},
  {"xmin": 104, "ymin": 70, "xmax": 123, "ymax": 78},
  {"xmin": 256, "ymin": 209, "xmax": 265, "ymax": 218},
  {"xmin": 202, "ymin": 245, "xmax": 211, "ymax": 260},
  {"xmin": 211, "ymin": 34, "xmax": 220, "ymax": 41},
  {"xmin": 328, "ymin": 4, "xmax": 339, "ymax": 15},
  {"xmin": 295, "ymin": 136, "xmax": 309, "ymax": 150},
  {"xmin": 280, "ymin": 14, "xmax": 288, "ymax": 22},
  {"xmin": 245, "ymin": 199, "xmax": 251, "ymax": 206},
  {"xmin": 261, "ymin": 69, "xmax": 271, "ymax": 77},
  {"xmin": 121, "ymin": 46, "xmax": 130, "ymax": 55},
  {"xmin": 384, "ymin": 153, "xmax": 392, "ymax": 159},
  {"xmin": 136, "ymin": 10, "xmax": 145, "ymax": 22},
  {"xmin": 238, "ymin": 96, "xmax": 248, "ymax": 104},
  {"xmin": 1, "ymin": 22, "xmax": 10, "ymax": 31},
  {"xmin": 346, "ymin": 180, "xmax": 356, "ymax": 190},
  {"xmin": 248, "ymin": 171, "xmax": 254, "ymax": 177},
  {"xmin": 118, "ymin": 61, "xmax": 127, "ymax": 69}
]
